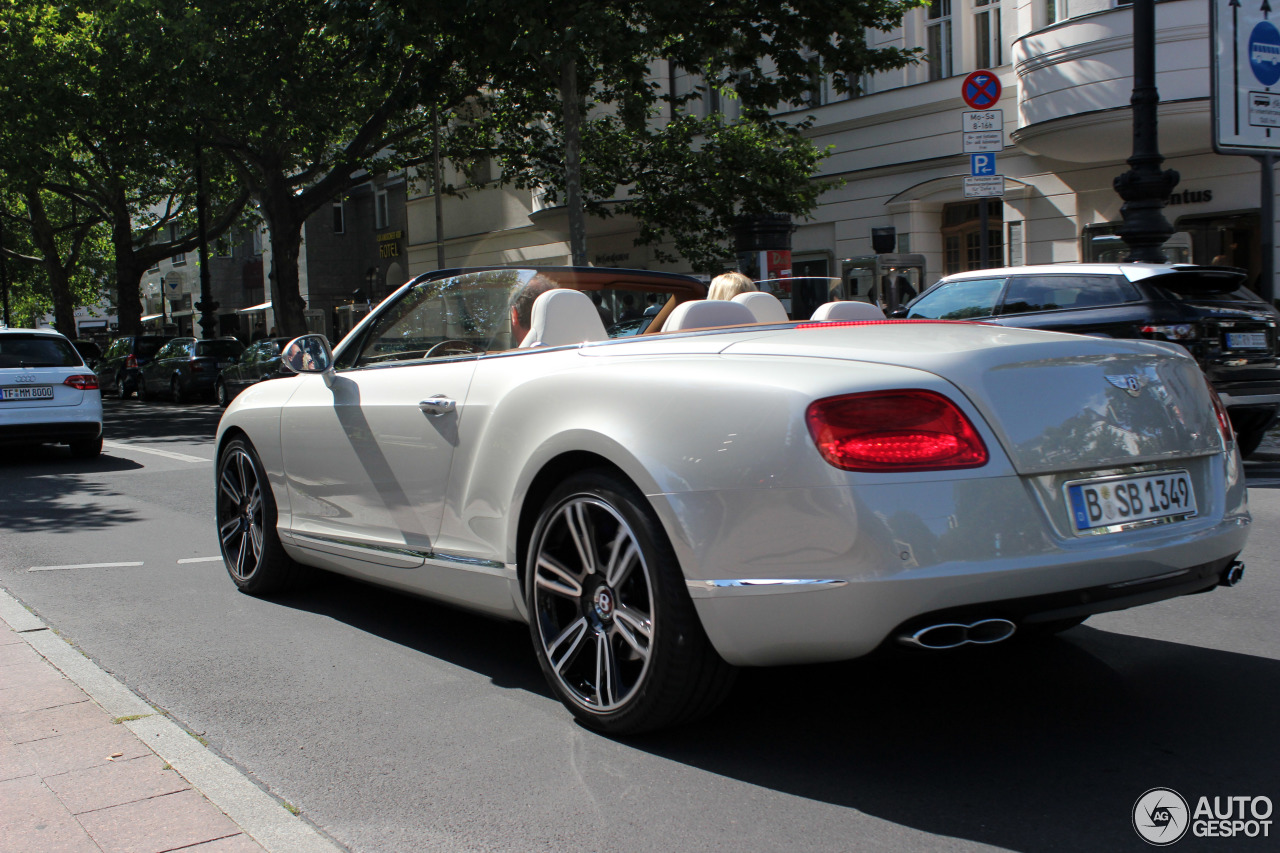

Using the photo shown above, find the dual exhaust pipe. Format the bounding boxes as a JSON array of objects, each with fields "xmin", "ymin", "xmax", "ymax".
[
  {"xmin": 897, "ymin": 618, "xmax": 1016, "ymax": 650},
  {"xmin": 900, "ymin": 561, "xmax": 1247, "ymax": 650}
]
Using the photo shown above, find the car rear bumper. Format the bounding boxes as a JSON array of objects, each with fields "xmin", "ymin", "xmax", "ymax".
[
  {"xmin": 0, "ymin": 420, "xmax": 102, "ymax": 446},
  {"xmin": 657, "ymin": 453, "xmax": 1250, "ymax": 666}
]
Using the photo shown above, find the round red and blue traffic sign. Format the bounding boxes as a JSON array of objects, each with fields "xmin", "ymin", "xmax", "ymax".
[{"xmin": 961, "ymin": 70, "xmax": 1001, "ymax": 110}]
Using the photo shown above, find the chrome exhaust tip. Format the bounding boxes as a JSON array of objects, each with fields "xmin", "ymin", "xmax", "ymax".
[
  {"xmin": 1220, "ymin": 561, "xmax": 1245, "ymax": 587},
  {"xmin": 898, "ymin": 618, "xmax": 1017, "ymax": 649}
]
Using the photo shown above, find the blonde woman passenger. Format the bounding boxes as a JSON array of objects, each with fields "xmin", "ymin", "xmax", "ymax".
[{"xmin": 707, "ymin": 271, "xmax": 757, "ymax": 301}]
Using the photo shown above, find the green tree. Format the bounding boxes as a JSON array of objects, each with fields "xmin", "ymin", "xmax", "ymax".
[{"xmin": 435, "ymin": 0, "xmax": 925, "ymax": 270}]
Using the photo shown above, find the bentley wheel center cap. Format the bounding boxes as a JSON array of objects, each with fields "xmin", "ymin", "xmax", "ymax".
[{"xmin": 593, "ymin": 587, "xmax": 615, "ymax": 620}]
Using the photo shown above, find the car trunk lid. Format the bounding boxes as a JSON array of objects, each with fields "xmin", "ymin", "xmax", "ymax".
[{"xmin": 725, "ymin": 322, "xmax": 1225, "ymax": 474}]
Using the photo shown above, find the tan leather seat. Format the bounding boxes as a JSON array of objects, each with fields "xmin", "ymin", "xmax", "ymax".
[
  {"xmin": 732, "ymin": 292, "xmax": 790, "ymax": 324},
  {"xmin": 809, "ymin": 301, "xmax": 887, "ymax": 322},
  {"xmin": 520, "ymin": 289, "xmax": 610, "ymax": 347},
  {"xmin": 663, "ymin": 300, "xmax": 757, "ymax": 332}
]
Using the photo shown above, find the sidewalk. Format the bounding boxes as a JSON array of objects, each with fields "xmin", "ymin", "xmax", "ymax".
[{"xmin": 0, "ymin": 590, "xmax": 342, "ymax": 853}]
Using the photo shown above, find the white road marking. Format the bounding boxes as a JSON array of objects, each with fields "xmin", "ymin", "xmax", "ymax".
[
  {"xmin": 177, "ymin": 556, "xmax": 224, "ymax": 564},
  {"xmin": 103, "ymin": 440, "xmax": 210, "ymax": 463},
  {"xmin": 29, "ymin": 561, "xmax": 144, "ymax": 572}
]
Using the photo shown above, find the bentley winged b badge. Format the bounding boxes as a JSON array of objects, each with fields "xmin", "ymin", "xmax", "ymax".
[{"xmin": 1105, "ymin": 374, "xmax": 1149, "ymax": 397}]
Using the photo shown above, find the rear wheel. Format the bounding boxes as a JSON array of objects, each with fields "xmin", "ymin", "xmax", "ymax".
[
  {"xmin": 1235, "ymin": 424, "xmax": 1268, "ymax": 458},
  {"xmin": 136, "ymin": 377, "xmax": 149, "ymax": 402},
  {"xmin": 215, "ymin": 379, "xmax": 229, "ymax": 407},
  {"xmin": 216, "ymin": 437, "xmax": 304, "ymax": 595},
  {"xmin": 526, "ymin": 470, "xmax": 734, "ymax": 734},
  {"xmin": 116, "ymin": 373, "xmax": 132, "ymax": 400}
]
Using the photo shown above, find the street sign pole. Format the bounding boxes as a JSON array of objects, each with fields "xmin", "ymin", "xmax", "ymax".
[
  {"xmin": 1213, "ymin": 0, "xmax": 1280, "ymax": 301},
  {"xmin": 960, "ymin": 71, "xmax": 1004, "ymax": 269}
]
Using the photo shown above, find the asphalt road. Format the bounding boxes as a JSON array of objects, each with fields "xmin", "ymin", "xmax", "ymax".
[{"xmin": 2, "ymin": 397, "xmax": 1278, "ymax": 853}]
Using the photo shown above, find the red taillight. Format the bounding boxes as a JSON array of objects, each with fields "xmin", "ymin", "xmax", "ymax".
[
  {"xmin": 125, "ymin": 354, "xmax": 137, "ymax": 369},
  {"xmin": 63, "ymin": 374, "xmax": 99, "ymax": 391},
  {"xmin": 191, "ymin": 363, "xmax": 204, "ymax": 372},
  {"xmin": 806, "ymin": 389, "xmax": 989, "ymax": 472},
  {"xmin": 1206, "ymin": 377, "xmax": 1234, "ymax": 445}
]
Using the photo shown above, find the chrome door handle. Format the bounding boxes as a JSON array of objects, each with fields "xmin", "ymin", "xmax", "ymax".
[{"xmin": 419, "ymin": 395, "xmax": 456, "ymax": 416}]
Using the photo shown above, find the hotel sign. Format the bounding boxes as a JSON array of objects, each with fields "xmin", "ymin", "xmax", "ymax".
[{"xmin": 377, "ymin": 230, "xmax": 403, "ymax": 258}]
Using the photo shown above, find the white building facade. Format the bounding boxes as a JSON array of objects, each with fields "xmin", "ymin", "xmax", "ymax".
[{"xmin": 403, "ymin": 0, "xmax": 1277, "ymax": 297}]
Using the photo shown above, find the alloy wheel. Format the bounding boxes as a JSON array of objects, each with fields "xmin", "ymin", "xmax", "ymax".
[
  {"xmin": 217, "ymin": 447, "xmax": 264, "ymax": 582},
  {"xmin": 531, "ymin": 495, "xmax": 655, "ymax": 713}
]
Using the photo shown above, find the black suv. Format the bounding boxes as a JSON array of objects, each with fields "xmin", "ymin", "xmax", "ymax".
[
  {"xmin": 899, "ymin": 264, "xmax": 1280, "ymax": 455},
  {"xmin": 96, "ymin": 334, "xmax": 172, "ymax": 400}
]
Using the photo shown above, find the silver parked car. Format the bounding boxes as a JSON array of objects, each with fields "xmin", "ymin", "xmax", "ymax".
[{"xmin": 214, "ymin": 267, "xmax": 1250, "ymax": 733}]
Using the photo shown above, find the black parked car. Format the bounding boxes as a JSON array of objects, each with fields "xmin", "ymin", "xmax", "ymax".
[
  {"xmin": 214, "ymin": 337, "xmax": 291, "ymax": 406},
  {"xmin": 96, "ymin": 334, "xmax": 172, "ymax": 399},
  {"xmin": 899, "ymin": 264, "xmax": 1280, "ymax": 455},
  {"xmin": 71, "ymin": 339, "xmax": 103, "ymax": 371},
  {"xmin": 138, "ymin": 337, "xmax": 245, "ymax": 404}
]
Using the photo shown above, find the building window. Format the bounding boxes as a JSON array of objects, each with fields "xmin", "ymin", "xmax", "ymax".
[
  {"xmin": 941, "ymin": 200, "xmax": 1003, "ymax": 274},
  {"xmin": 332, "ymin": 201, "xmax": 345, "ymax": 234},
  {"xmin": 927, "ymin": 0, "xmax": 953, "ymax": 81},
  {"xmin": 1046, "ymin": 0, "xmax": 1063, "ymax": 25},
  {"xmin": 1007, "ymin": 221, "xmax": 1023, "ymax": 266},
  {"xmin": 375, "ymin": 190, "xmax": 389, "ymax": 229},
  {"xmin": 975, "ymin": 0, "xmax": 1002, "ymax": 69},
  {"xmin": 169, "ymin": 224, "xmax": 186, "ymax": 266},
  {"xmin": 803, "ymin": 55, "xmax": 827, "ymax": 107},
  {"xmin": 252, "ymin": 228, "xmax": 263, "ymax": 256}
]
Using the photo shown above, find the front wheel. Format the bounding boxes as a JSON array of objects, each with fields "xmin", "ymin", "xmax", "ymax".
[
  {"xmin": 216, "ymin": 437, "xmax": 304, "ymax": 595},
  {"xmin": 526, "ymin": 470, "xmax": 734, "ymax": 734},
  {"xmin": 215, "ymin": 379, "xmax": 229, "ymax": 407}
]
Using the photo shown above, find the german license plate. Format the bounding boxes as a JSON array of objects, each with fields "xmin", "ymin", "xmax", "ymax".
[
  {"xmin": 1065, "ymin": 470, "xmax": 1196, "ymax": 533},
  {"xmin": 0, "ymin": 385, "xmax": 54, "ymax": 401},
  {"xmin": 1226, "ymin": 331, "xmax": 1267, "ymax": 349}
]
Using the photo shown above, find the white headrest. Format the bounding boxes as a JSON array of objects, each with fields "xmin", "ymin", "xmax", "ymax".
[
  {"xmin": 732, "ymin": 291, "xmax": 790, "ymax": 324},
  {"xmin": 663, "ymin": 299, "xmax": 758, "ymax": 332},
  {"xmin": 520, "ymin": 289, "xmax": 609, "ymax": 347},
  {"xmin": 809, "ymin": 301, "xmax": 887, "ymax": 322}
]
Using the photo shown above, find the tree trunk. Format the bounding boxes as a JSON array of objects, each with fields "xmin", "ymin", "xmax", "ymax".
[
  {"xmin": 110, "ymin": 192, "xmax": 145, "ymax": 335},
  {"xmin": 257, "ymin": 183, "xmax": 309, "ymax": 337},
  {"xmin": 561, "ymin": 57, "xmax": 587, "ymax": 266},
  {"xmin": 23, "ymin": 191, "xmax": 76, "ymax": 336}
]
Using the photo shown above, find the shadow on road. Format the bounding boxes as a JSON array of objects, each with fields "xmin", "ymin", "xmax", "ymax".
[
  {"xmin": 270, "ymin": 570, "xmax": 1273, "ymax": 852},
  {"xmin": 102, "ymin": 397, "xmax": 223, "ymax": 445},
  {"xmin": 0, "ymin": 453, "xmax": 143, "ymax": 531}
]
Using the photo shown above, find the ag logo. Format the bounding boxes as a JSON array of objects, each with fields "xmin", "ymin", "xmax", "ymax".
[{"xmin": 1134, "ymin": 788, "xmax": 1190, "ymax": 845}]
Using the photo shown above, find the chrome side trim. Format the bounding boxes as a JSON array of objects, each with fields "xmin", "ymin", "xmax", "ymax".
[
  {"xmin": 685, "ymin": 578, "xmax": 848, "ymax": 599},
  {"xmin": 282, "ymin": 530, "xmax": 507, "ymax": 574}
]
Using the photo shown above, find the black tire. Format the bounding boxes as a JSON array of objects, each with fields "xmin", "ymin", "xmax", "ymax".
[
  {"xmin": 116, "ymin": 373, "xmax": 132, "ymax": 400},
  {"xmin": 526, "ymin": 470, "xmax": 734, "ymax": 734},
  {"xmin": 171, "ymin": 376, "xmax": 185, "ymax": 405},
  {"xmin": 69, "ymin": 435, "xmax": 103, "ymax": 459},
  {"xmin": 215, "ymin": 379, "xmax": 229, "ymax": 407},
  {"xmin": 216, "ymin": 437, "xmax": 305, "ymax": 595}
]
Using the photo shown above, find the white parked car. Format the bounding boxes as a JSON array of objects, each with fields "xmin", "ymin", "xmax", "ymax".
[
  {"xmin": 214, "ymin": 268, "xmax": 1251, "ymax": 733},
  {"xmin": 0, "ymin": 326, "xmax": 103, "ymax": 458}
]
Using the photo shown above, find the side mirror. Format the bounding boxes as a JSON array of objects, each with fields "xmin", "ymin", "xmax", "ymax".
[
  {"xmin": 889, "ymin": 307, "xmax": 909, "ymax": 319},
  {"xmin": 281, "ymin": 334, "xmax": 334, "ymax": 374}
]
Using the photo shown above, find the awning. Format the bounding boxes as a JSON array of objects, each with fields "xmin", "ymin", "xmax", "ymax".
[
  {"xmin": 139, "ymin": 313, "xmax": 163, "ymax": 322},
  {"xmin": 236, "ymin": 301, "xmax": 272, "ymax": 315}
]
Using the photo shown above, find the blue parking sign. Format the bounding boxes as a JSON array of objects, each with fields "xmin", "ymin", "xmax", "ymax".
[{"xmin": 970, "ymin": 153, "xmax": 997, "ymax": 176}]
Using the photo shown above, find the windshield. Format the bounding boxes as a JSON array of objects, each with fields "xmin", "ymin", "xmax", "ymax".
[{"xmin": 0, "ymin": 334, "xmax": 82, "ymax": 367}]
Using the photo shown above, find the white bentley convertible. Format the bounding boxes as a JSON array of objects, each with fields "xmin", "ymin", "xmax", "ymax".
[{"xmin": 215, "ymin": 267, "xmax": 1250, "ymax": 733}]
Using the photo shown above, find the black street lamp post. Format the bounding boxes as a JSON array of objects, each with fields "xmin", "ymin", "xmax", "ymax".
[
  {"xmin": 1113, "ymin": 0, "xmax": 1180, "ymax": 262},
  {"xmin": 193, "ymin": 132, "xmax": 219, "ymax": 339}
]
